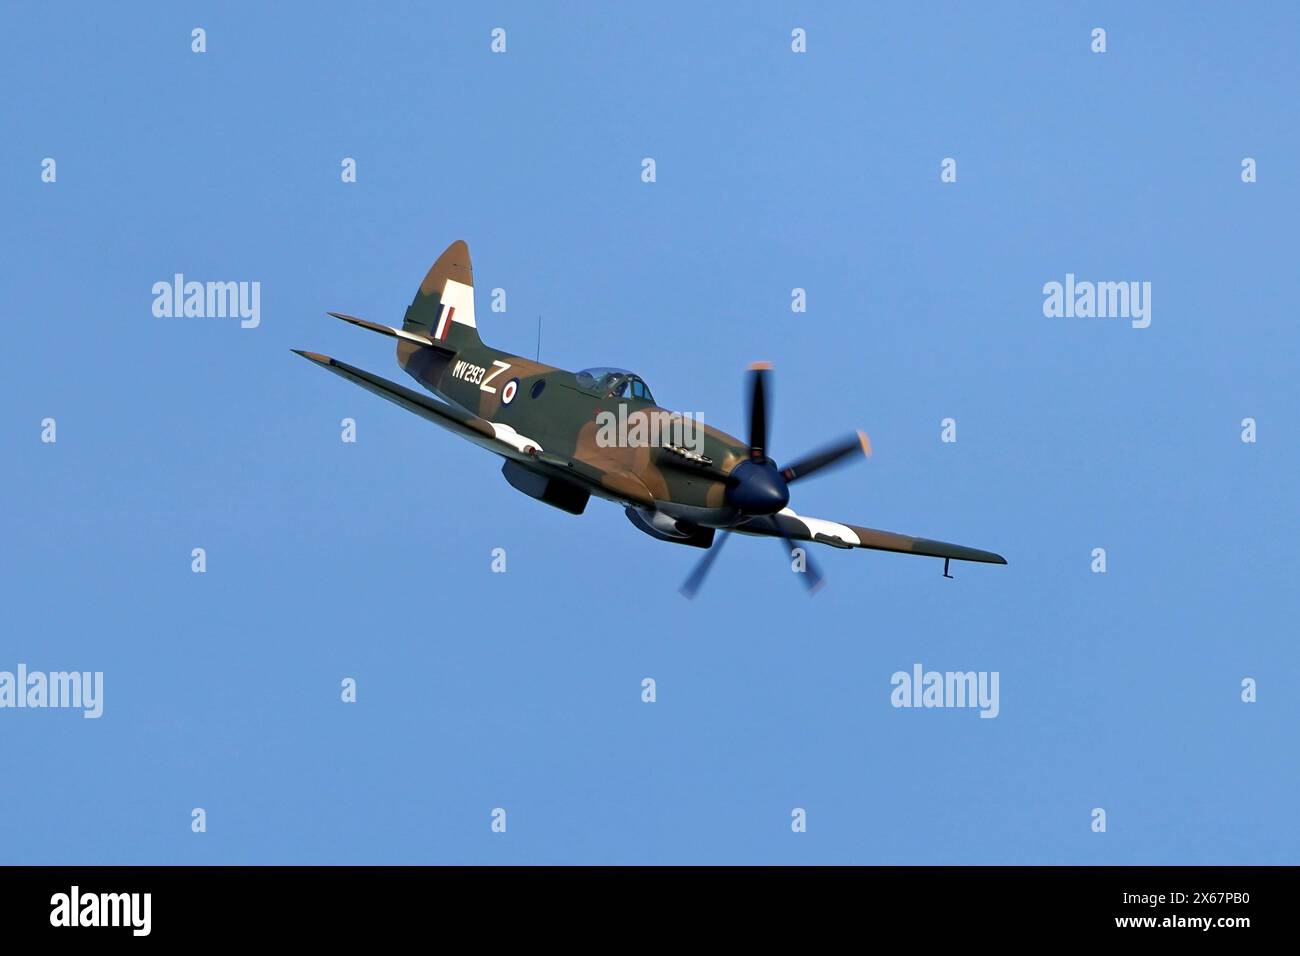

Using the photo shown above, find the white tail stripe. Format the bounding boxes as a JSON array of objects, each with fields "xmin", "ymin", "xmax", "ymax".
[{"xmin": 440, "ymin": 278, "xmax": 476, "ymax": 329}]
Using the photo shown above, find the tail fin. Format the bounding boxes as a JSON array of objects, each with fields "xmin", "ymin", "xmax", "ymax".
[{"xmin": 403, "ymin": 240, "xmax": 481, "ymax": 350}]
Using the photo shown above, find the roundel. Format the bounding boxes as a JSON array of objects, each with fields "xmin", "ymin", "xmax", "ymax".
[{"xmin": 501, "ymin": 378, "xmax": 520, "ymax": 405}]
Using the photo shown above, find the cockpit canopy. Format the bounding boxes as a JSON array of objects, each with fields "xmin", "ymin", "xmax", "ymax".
[{"xmin": 574, "ymin": 366, "xmax": 655, "ymax": 403}]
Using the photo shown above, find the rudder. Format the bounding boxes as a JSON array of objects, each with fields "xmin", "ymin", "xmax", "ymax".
[{"xmin": 403, "ymin": 240, "xmax": 481, "ymax": 349}]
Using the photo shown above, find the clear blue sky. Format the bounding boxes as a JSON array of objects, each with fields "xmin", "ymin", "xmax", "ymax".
[{"xmin": 2, "ymin": 2, "xmax": 1296, "ymax": 864}]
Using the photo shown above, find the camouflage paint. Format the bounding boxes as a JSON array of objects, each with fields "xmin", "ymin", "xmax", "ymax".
[{"xmin": 295, "ymin": 240, "xmax": 1007, "ymax": 567}]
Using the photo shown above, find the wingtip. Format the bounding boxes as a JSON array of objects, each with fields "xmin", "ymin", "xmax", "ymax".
[
  {"xmin": 857, "ymin": 430, "xmax": 872, "ymax": 458},
  {"xmin": 292, "ymin": 349, "xmax": 332, "ymax": 365},
  {"xmin": 748, "ymin": 360, "xmax": 773, "ymax": 371}
]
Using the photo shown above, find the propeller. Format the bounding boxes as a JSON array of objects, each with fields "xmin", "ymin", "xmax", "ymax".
[
  {"xmin": 679, "ymin": 363, "xmax": 869, "ymax": 598},
  {"xmin": 747, "ymin": 361, "xmax": 770, "ymax": 459},
  {"xmin": 780, "ymin": 431, "xmax": 872, "ymax": 484},
  {"xmin": 723, "ymin": 363, "xmax": 789, "ymax": 515},
  {"xmin": 679, "ymin": 531, "xmax": 731, "ymax": 599},
  {"xmin": 781, "ymin": 536, "xmax": 825, "ymax": 594}
]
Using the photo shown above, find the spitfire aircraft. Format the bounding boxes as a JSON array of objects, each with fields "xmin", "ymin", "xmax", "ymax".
[{"xmin": 294, "ymin": 240, "xmax": 1007, "ymax": 595}]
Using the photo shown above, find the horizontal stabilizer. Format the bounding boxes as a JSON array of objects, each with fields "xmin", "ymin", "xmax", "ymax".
[{"xmin": 328, "ymin": 312, "xmax": 454, "ymax": 353}]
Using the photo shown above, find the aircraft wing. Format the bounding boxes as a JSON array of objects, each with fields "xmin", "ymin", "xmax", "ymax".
[
  {"xmin": 735, "ymin": 508, "xmax": 1007, "ymax": 565},
  {"xmin": 291, "ymin": 350, "xmax": 658, "ymax": 508},
  {"xmin": 292, "ymin": 350, "xmax": 543, "ymax": 462}
]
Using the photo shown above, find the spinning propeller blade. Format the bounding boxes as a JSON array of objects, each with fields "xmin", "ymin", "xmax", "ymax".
[
  {"xmin": 679, "ymin": 531, "xmax": 731, "ymax": 599},
  {"xmin": 680, "ymin": 364, "xmax": 870, "ymax": 597},
  {"xmin": 780, "ymin": 431, "xmax": 871, "ymax": 484}
]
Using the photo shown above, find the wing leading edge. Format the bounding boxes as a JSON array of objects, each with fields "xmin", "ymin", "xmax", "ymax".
[
  {"xmin": 291, "ymin": 350, "xmax": 656, "ymax": 509},
  {"xmin": 737, "ymin": 509, "xmax": 1007, "ymax": 565},
  {"xmin": 292, "ymin": 349, "xmax": 527, "ymax": 456}
]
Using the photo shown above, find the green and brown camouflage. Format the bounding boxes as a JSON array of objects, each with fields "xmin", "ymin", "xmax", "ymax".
[{"xmin": 295, "ymin": 240, "xmax": 1006, "ymax": 589}]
